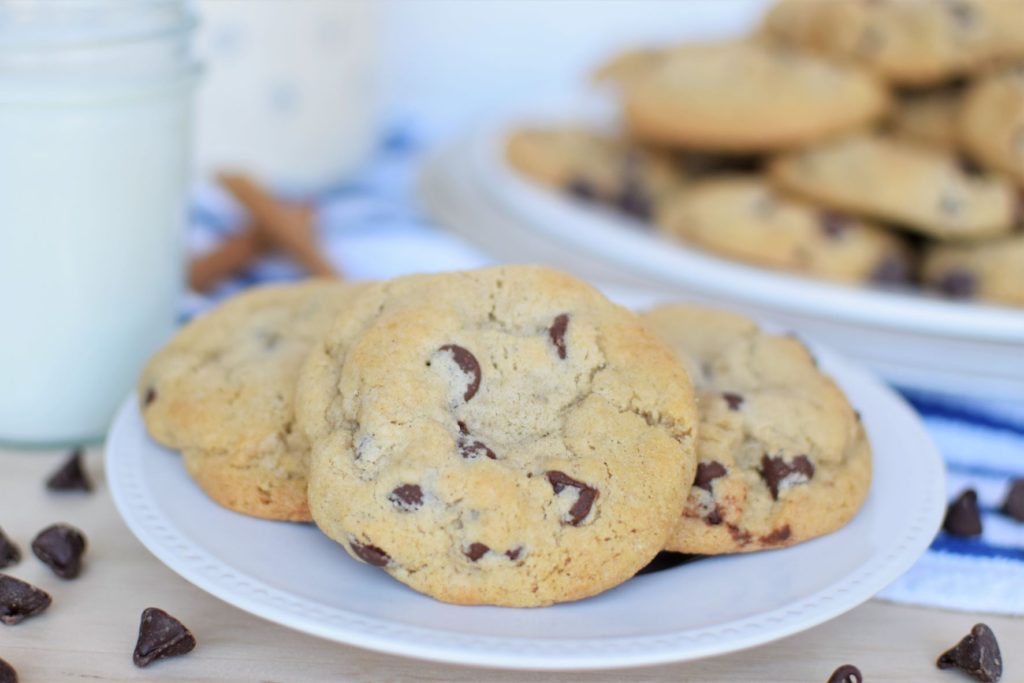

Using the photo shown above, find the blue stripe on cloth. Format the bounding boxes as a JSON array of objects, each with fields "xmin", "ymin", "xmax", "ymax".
[
  {"xmin": 900, "ymin": 389, "xmax": 1024, "ymax": 437},
  {"xmin": 931, "ymin": 534, "xmax": 1024, "ymax": 562},
  {"xmin": 947, "ymin": 461, "xmax": 1024, "ymax": 481}
]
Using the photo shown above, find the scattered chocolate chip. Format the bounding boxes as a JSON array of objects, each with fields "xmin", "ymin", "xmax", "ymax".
[
  {"xmin": 761, "ymin": 525, "xmax": 792, "ymax": 545},
  {"xmin": 819, "ymin": 211, "xmax": 851, "ymax": 239},
  {"xmin": 548, "ymin": 314, "xmax": 569, "ymax": 360},
  {"xmin": 457, "ymin": 422, "xmax": 497, "ymax": 460},
  {"xmin": 759, "ymin": 455, "xmax": 815, "ymax": 500},
  {"xmin": 944, "ymin": 489, "xmax": 983, "ymax": 537},
  {"xmin": 45, "ymin": 448, "xmax": 92, "ymax": 492},
  {"xmin": 465, "ymin": 543, "xmax": 489, "ymax": 561},
  {"xmin": 635, "ymin": 552, "xmax": 704, "ymax": 576},
  {"xmin": 567, "ymin": 177, "xmax": 596, "ymax": 200},
  {"xmin": 722, "ymin": 392, "xmax": 744, "ymax": 410},
  {"xmin": 505, "ymin": 546, "xmax": 523, "ymax": 561},
  {"xmin": 694, "ymin": 461, "xmax": 727, "ymax": 492},
  {"xmin": 31, "ymin": 524, "xmax": 86, "ymax": 579},
  {"xmin": 728, "ymin": 524, "xmax": 752, "ymax": 545},
  {"xmin": 349, "ymin": 539, "xmax": 390, "ymax": 567},
  {"xmin": 143, "ymin": 387, "xmax": 157, "ymax": 407},
  {"xmin": 388, "ymin": 484, "xmax": 423, "ymax": 511},
  {"xmin": 827, "ymin": 664, "xmax": 863, "ymax": 683},
  {"xmin": 617, "ymin": 183, "xmax": 652, "ymax": 221},
  {"xmin": 133, "ymin": 607, "xmax": 197, "ymax": 668},
  {"xmin": 0, "ymin": 656, "xmax": 15, "ymax": 683},
  {"xmin": 546, "ymin": 471, "xmax": 599, "ymax": 526},
  {"xmin": 870, "ymin": 253, "xmax": 909, "ymax": 285},
  {"xmin": 1001, "ymin": 479, "xmax": 1024, "ymax": 522},
  {"xmin": 0, "ymin": 574, "xmax": 51, "ymax": 625},
  {"xmin": 938, "ymin": 269, "xmax": 977, "ymax": 299},
  {"xmin": 937, "ymin": 623, "xmax": 1002, "ymax": 682},
  {"xmin": 0, "ymin": 529, "xmax": 19, "ymax": 569},
  {"xmin": 438, "ymin": 344, "xmax": 481, "ymax": 401}
]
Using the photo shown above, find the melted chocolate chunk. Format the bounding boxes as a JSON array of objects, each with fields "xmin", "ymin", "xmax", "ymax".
[
  {"xmin": 465, "ymin": 543, "xmax": 489, "ymax": 561},
  {"xmin": 133, "ymin": 607, "xmax": 197, "ymax": 668},
  {"xmin": 705, "ymin": 506, "xmax": 723, "ymax": 526},
  {"xmin": 0, "ymin": 656, "xmax": 15, "ymax": 683},
  {"xmin": 567, "ymin": 177, "xmax": 596, "ymax": 201},
  {"xmin": 1001, "ymin": 479, "xmax": 1024, "ymax": 522},
  {"xmin": 694, "ymin": 461, "xmax": 727, "ymax": 492},
  {"xmin": 46, "ymin": 449, "xmax": 92, "ymax": 493},
  {"xmin": 388, "ymin": 484, "xmax": 423, "ymax": 511},
  {"xmin": 827, "ymin": 664, "xmax": 863, "ymax": 683},
  {"xmin": 819, "ymin": 211, "xmax": 851, "ymax": 239},
  {"xmin": 438, "ymin": 344, "xmax": 481, "ymax": 401},
  {"xmin": 457, "ymin": 422, "xmax": 497, "ymax": 460},
  {"xmin": 0, "ymin": 574, "xmax": 51, "ymax": 625},
  {"xmin": 761, "ymin": 525, "xmax": 792, "ymax": 545},
  {"xmin": 31, "ymin": 524, "xmax": 86, "ymax": 579},
  {"xmin": 938, "ymin": 269, "xmax": 977, "ymax": 298},
  {"xmin": 505, "ymin": 546, "xmax": 523, "ymax": 561},
  {"xmin": 937, "ymin": 623, "xmax": 1002, "ymax": 682},
  {"xmin": 546, "ymin": 471, "xmax": 599, "ymax": 526},
  {"xmin": 944, "ymin": 489, "xmax": 983, "ymax": 537},
  {"xmin": 143, "ymin": 387, "xmax": 157, "ymax": 407},
  {"xmin": 722, "ymin": 392, "xmax": 744, "ymax": 410},
  {"xmin": 549, "ymin": 314, "xmax": 569, "ymax": 360},
  {"xmin": 759, "ymin": 455, "xmax": 815, "ymax": 500},
  {"xmin": 350, "ymin": 539, "xmax": 390, "ymax": 567},
  {"xmin": 0, "ymin": 529, "xmax": 19, "ymax": 570}
]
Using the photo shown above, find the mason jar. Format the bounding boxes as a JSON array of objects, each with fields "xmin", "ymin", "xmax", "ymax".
[{"xmin": 0, "ymin": 0, "xmax": 199, "ymax": 446}]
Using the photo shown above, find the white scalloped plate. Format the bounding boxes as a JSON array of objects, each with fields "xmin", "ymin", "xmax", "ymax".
[{"xmin": 107, "ymin": 340, "xmax": 945, "ymax": 671}]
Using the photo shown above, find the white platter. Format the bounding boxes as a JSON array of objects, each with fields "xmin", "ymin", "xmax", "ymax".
[
  {"xmin": 415, "ymin": 122, "xmax": 1024, "ymax": 399},
  {"xmin": 107, "ymin": 341, "xmax": 945, "ymax": 671}
]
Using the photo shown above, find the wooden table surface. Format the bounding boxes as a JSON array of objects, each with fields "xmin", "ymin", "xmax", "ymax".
[{"xmin": 2, "ymin": 447, "xmax": 1019, "ymax": 683}]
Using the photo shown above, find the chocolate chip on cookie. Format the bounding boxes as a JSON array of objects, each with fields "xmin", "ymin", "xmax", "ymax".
[
  {"xmin": 944, "ymin": 489, "xmax": 983, "ymax": 537},
  {"xmin": 827, "ymin": 664, "xmax": 863, "ymax": 683},
  {"xmin": 32, "ymin": 524, "xmax": 87, "ymax": 579},
  {"xmin": 0, "ymin": 574, "xmax": 51, "ymax": 625},
  {"xmin": 464, "ymin": 543, "xmax": 489, "ymax": 562},
  {"xmin": 349, "ymin": 539, "xmax": 390, "ymax": 567},
  {"xmin": 1001, "ymin": 479, "xmax": 1024, "ymax": 522},
  {"xmin": 457, "ymin": 422, "xmax": 497, "ymax": 460},
  {"xmin": 435, "ymin": 344, "xmax": 481, "ymax": 402},
  {"xmin": 546, "ymin": 471, "xmax": 600, "ymax": 526},
  {"xmin": 694, "ymin": 461, "xmax": 727, "ymax": 492},
  {"xmin": 0, "ymin": 530, "xmax": 19, "ymax": 570},
  {"xmin": 548, "ymin": 314, "xmax": 569, "ymax": 359},
  {"xmin": 937, "ymin": 623, "xmax": 1002, "ymax": 682},
  {"xmin": 133, "ymin": 607, "xmax": 197, "ymax": 668},
  {"xmin": 760, "ymin": 454, "xmax": 815, "ymax": 500},
  {"xmin": 45, "ymin": 448, "xmax": 92, "ymax": 493},
  {"xmin": 388, "ymin": 484, "xmax": 424, "ymax": 512},
  {"xmin": 722, "ymin": 392, "xmax": 743, "ymax": 410}
]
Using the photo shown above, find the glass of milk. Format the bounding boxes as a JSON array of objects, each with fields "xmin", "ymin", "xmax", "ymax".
[{"xmin": 0, "ymin": 1, "xmax": 199, "ymax": 446}]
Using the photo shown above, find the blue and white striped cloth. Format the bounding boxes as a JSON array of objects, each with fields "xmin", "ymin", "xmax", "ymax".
[{"xmin": 186, "ymin": 125, "xmax": 1024, "ymax": 616}]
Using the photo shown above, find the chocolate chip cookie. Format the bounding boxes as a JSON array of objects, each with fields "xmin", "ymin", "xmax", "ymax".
[
  {"xmin": 642, "ymin": 305, "xmax": 872, "ymax": 555},
  {"xmin": 657, "ymin": 175, "xmax": 911, "ymax": 284},
  {"xmin": 622, "ymin": 41, "xmax": 889, "ymax": 152},
  {"xmin": 961, "ymin": 63, "xmax": 1024, "ymax": 185},
  {"xmin": 139, "ymin": 281, "xmax": 367, "ymax": 521},
  {"xmin": 769, "ymin": 133, "xmax": 1017, "ymax": 240},
  {"xmin": 505, "ymin": 126, "xmax": 686, "ymax": 221},
  {"xmin": 762, "ymin": 0, "xmax": 1024, "ymax": 86},
  {"xmin": 296, "ymin": 266, "xmax": 699, "ymax": 606},
  {"xmin": 922, "ymin": 235, "xmax": 1024, "ymax": 307}
]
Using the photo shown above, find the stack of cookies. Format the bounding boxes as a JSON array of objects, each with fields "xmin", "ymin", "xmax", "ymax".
[
  {"xmin": 139, "ymin": 266, "xmax": 871, "ymax": 607},
  {"xmin": 506, "ymin": 0, "xmax": 1024, "ymax": 308}
]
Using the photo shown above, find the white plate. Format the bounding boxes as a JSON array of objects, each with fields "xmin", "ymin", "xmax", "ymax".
[
  {"xmin": 107, "ymin": 343, "xmax": 945, "ymax": 671},
  {"xmin": 423, "ymin": 120, "xmax": 1024, "ymax": 399}
]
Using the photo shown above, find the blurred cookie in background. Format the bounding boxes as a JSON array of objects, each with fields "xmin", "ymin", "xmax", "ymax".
[
  {"xmin": 961, "ymin": 63, "xmax": 1024, "ymax": 185},
  {"xmin": 922, "ymin": 235, "xmax": 1024, "ymax": 307}
]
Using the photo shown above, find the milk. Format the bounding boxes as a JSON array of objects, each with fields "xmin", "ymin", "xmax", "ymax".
[{"xmin": 0, "ymin": 1, "xmax": 197, "ymax": 445}]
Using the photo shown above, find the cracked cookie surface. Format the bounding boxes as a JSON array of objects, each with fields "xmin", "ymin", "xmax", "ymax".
[
  {"xmin": 139, "ymin": 281, "xmax": 368, "ymax": 522},
  {"xmin": 642, "ymin": 305, "xmax": 872, "ymax": 555},
  {"xmin": 296, "ymin": 266, "xmax": 699, "ymax": 606}
]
